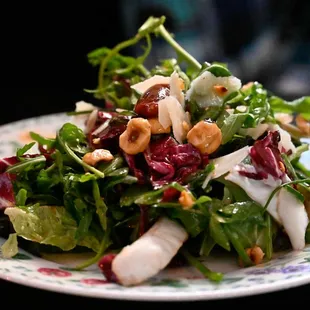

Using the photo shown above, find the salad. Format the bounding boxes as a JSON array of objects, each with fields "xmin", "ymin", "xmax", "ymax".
[{"xmin": 1, "ymin": 16, "xmax": 310, "ymax": 287}]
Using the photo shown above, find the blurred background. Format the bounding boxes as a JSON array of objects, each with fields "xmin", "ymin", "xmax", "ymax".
[{"xmin": 0, "ymin": 0, "xmax": 310, "ymax": 125}]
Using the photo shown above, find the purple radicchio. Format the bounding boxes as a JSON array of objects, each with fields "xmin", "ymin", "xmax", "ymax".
[
  {"xmin": 0, "ymin": 173, "xmax": 15, "ymax": 209},
  {"xmin": 88, "ymin": 111, "xmax": 129, "ymax": 152},
  {"xmin": 239, "ymin": 131, "xmax": 286, "ymax": 181},
  {"xmin": 144, "ymin": 136, "xmax": 203, "ymax": 187}
]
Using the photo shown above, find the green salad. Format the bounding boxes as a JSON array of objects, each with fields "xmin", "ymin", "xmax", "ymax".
[{"xmin": 0, "ymin": 16, "xmax": 310, "ymax": 286}]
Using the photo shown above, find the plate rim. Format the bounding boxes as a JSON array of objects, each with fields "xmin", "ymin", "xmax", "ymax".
[{"xmin": 1, "ymin": 267, "xmax": 310, "ymax": 301}]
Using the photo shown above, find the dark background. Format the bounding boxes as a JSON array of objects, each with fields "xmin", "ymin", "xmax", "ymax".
[
  {"xmin": 1, "ymin": 0, "xmax": 310, "ymax": 126},
  {"xmin": 1, "ymin": 0, "xmax": 310, "ymax": 305}
]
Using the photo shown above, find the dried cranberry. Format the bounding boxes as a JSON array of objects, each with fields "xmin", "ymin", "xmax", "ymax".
[
  {"xmin": 162, "ymin": 187, "xmax": 181, "ymax": 202},
  {"xmin": 98, "ymin": 254, "xmax": 118, "ymax": 283},
  {"xmin": 134, "ymin": 84, "xmax": 170, "ymax": 118}
]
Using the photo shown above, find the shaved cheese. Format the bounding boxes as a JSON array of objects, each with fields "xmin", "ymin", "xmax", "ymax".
[
  {"xmin": 225, "ymin": 168, "xmax": 281, "ymax": 222},
  {"xmin": 185, "ymin": 70, "xmax": 241, "ymax": 108},
  {"xmin": 202, "ymin": 146, "xmax": 250, "ymax": 188},
  {"xmin": 131, "ymin": 75, "xmax": 170, "ymax": 94},
  {"xmin": 170, "ymin": 71, "xmax": 185, "ymax": 108},
  {"xmin": 85, "ymin": 109, "xmax": 98, "ymax": 134},
  {"xmin": 112, "ymin": 217, "xmax": 188, "ymax": 286},
  {"xmin": 277, "ymin": 188, "xmax": 308, "ymax": 250},
  {"xmin": 239, "ymin": 123, "xmax": 296, "ymax": 154},
  {"xmin": 239, "ymin": 123, "xmax": 269, "ymax": 140},
  {"xmin": 75, "ymin": 101, "xmax": 96, "ymax": 113},
  {"xmin": 158, "ymin": 97, "xmax": 172, "ymax": 129},
  {"xmin": 158, "ymin": 96, "xmax": 190, "ymax": 143}
]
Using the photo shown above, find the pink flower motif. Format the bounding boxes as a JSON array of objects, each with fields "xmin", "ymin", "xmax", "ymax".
[
  {"xmin": 80, "ymin": 278, "xmax": 108, "ymax": 285},
  {"xmin": 37, "ymin": 268, "xmax": 71, "ymax": 277}
]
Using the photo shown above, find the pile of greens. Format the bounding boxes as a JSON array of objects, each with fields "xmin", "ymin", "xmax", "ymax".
[{"xmin": 1, "ymin": 16, "xmax": 309, "ymax": 281}]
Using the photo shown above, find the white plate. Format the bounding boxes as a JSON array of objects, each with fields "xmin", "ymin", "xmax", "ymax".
[{"xmin": 0, "ymin": 113, "xmax": 310, "ymax": 301}]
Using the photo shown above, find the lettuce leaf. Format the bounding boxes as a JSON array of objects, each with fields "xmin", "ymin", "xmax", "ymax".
[
  {"xmin": 4, "ymin": 205, "xmax": 100, "ymax": 252},
  {"xmin": 1, "ymin": 233, "xmax": 18, "ymax": 258}
]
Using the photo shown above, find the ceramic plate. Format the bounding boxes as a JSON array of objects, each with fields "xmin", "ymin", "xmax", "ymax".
[{"xmin": 0, "ymin": 113, "xmax": 310, "ymax": 301}]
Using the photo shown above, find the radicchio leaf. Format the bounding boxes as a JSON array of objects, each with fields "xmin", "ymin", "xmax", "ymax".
[
  {"xmin": 0, "ymin": 173, "xmax": 15, "ymax": 209},
  {"xmin": 249, "ymin": 131, "xmax": 286, "ymax": 179}
]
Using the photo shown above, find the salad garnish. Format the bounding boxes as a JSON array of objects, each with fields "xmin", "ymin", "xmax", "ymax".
[{"xmin": 0, "ymin": 15, "xmax": 310, "ymax": 287}]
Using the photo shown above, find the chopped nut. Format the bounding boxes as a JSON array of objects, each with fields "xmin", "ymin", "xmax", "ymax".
[
  {"xmin": 241, "ymin": 81, "xmax": 254, "ymax": 92},
  {"xmin": 274, "ymin": 113, "xmax": 293, "ymax": 125},
  {"xmin": 187, "ymin": 120, "xmax": 222, "ymax": 154},
  {"xmin": 82, "ymin": 149, "xmax": 114, "ymax": 166},
  {"xmin": 179, "ymin": 190, "xmax": 195, "ymax": 209},
  {"xmin": 92, "ymin": 138, "xmax": 101, "ymax": 145},
  {"xmin": 148, "ymin": 118, "xmax": 171, "ymax": 134},
  {"xmin": 296, "ymin": 115, "xmax": 310, "ymax": 136},
  {"xmin": 213, "ymin": 85, "xmax": 228, "ymax": 96},
  {"xmin": 119, "ymin": 118, "xmax": 151, "ymax": 155},
  {"xmin": 182, "ymin": 121, "xmax": 190, "ymax": 135},
  {"xmin": 279, "ymin": 161, "xmax": 286, "ymax": 173},
  {"xmin": 245, "ymin": 245, "xmax": 265, "ymax": 265}
]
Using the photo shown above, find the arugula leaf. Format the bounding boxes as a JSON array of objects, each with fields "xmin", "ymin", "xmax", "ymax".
[
  {"xmin": 36, "ymin": 169, "xmax": 62, "ymax": 193},
  {"xmin": 15, "ymin": 189, "xmax": 27, "ymax": 206},
  {"xmin": 220, "ymin": 113, "xmax": 249, "ymax": 144},
  {"xmin": 6, "ymin": 156, "xmax": 46, "ymax": 174},
  {"xmin": 64, "ymin": 173, "xmax": 97, "ymax": 183},
  {"xmin": 92, "ymin": 181, "xmax": 107, "ymax": 230},
  {"xmin": 187, "ymin": 163, "xmax": 215, "ymax": 190},
  {"xmin": 57, "ymin": 123, "xmax": 89, "ymax": 154},
  {"xmin": 209, "ymin": 215, "xmax": 230, "ymax": 251},
  {"xmin": 181, "ymin": 248, "xmax": 223, "ymax": 282},
  {"xmin": 30, "ymin": 132, "xmax": 56, "ymax": 149},
  {"xmin": 17, "ymin": 142, "xmax": 35, "ymax": 158},
  {"xmin": 200, "ymin": 231, "xmax": 216, "ymax": 256},
  {"xmin": 138, "ymin": 16, "xmax": 166, "ymax": 36},
  {"xmin": 223, "ymin": 225, "xmax": 253, "ymax": 266},
  {"xmin": 217, "ymin": 178, "xmax": 251, "ymax": 202},
  {"xmin": 120, "ymin": 185, "xmax": 150, "ymax": 207},
  {"xmin": 269, "ymin": 96, "xmax": 310, "ymax": 120},
  {"xmin": 75, "ymin": 212, "xmax": 93, "ymax": 241},
  {"xmin": 56, "ymin": 124, "xmax": 105, "ymax": 179},
  {"xmin": 168, "ymin": 209, "xmax": 208, "ymax": 237},
  {"xmin": 200, "ymin": 63, "xmax": 232, "ymax": 77},
  {"xmin": 98, "ymin": 155, "xmax": 124, "ymax": 176},
  {"xmin": 216, "ymin": 201, "xmax": 265, "ymax": 224}
]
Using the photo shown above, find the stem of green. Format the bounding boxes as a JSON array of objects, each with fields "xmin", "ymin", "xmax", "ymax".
[
  {"xmin": 288, "ymin": 144, "xmax": 309, "ymax": 162},
  {"xmin": 61, "ymin": 141, "xmax": 105, "ymax": 178},
  {"xmin": 263, "ymin": 178, "xmax": 310, "ymax": 212},
  {"xmin": 180, "ymin": 248, "xmax": 223, "ymax": 282},
  {"xmin": 294, "ymin": 161, "xmax": 310, "ymax": 178},
  {"xmin": 157, "ymin": 25, "xmax": 202, "ymax": 71},
  {"xmin": 98, "ymin": 34, "xmax": 144, "ymax": 91},
  {"xmin": 223, "ymin": 226, "xmax": 253, "ymax": 266},
  {"xmin": 6, "ymin": 156, "xmax": 46, "ymax": 174},
  {"xmin": 266, "ymin": 214, "xmax": 273, "ymax": 260},
  {"xmin": 92, "ymin": 180, "xmax": 108, "ymax": 230},
  {"xmin": 138, "ymin": 64, "xmax": 150, "ymax": 77},
  {"xmin": 74, "ymin": 231, "xmax": 110, "ymax": 270}
]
